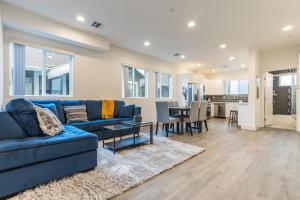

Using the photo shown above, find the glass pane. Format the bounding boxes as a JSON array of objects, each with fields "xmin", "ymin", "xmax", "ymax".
[
  {"xmin": 45, "ymin": 51, "xmax": 72, "ymax": 95},
  {"xmin": 25, "ymin": 46, "xmax": 43, "ymax": 95},
  {"xmin": 239, "ymin": 80, "xmax": 249, "ymax": 94},
  {"xmin": 279, "ymin": 75, "xmax": 293, "ymax": 86},
  {"xmin": 161, "ymin": 74, "xmax": 170, "ymax": 98},
  {"xmin": 230, "ymin": 80, "xmax": 239, "ymax": 94},
  {"xmin": 134, "ymin": 68, "xmax": 146, "ymax": 97},
  {"xmin": 123, "ymin": 66, "xmax": 133, "ymax": 97},
  {"xmin": 155, "ymin": 72, "xmax": 160, "ymax": 98}
]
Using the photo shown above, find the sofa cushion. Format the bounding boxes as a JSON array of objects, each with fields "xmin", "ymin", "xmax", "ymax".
[
  {"xmin": 64, "ymin": 105, "xmax": 88, "ymax": 124},
  {"xmin": 33, "ymin": 105, "xmax": 64, "ymax": 136},
  {"xmin": 70, "ymin": 118, "xmax": 131, "ymax": 132},
  {"xmin": 0, "ymin": 125, "xmax": 98, "ymax": 172},
  {"xmin": 35, "ymin": 103, "xmax": 59, "ymax": 118},
  {"xmin": 114, "ymin": 101, "xmax": 125, "ymax": 117},
  {"xmin": 6, "ymin": 98, "xmax": 43, "ymax": 137},
  {"xmin": 118, "ymin": 105, "xmax": 135, "ymax": 118},
  {"xmin": 86, "ymin": 100, "xmax": 102, "ymax": 121},
  {"xmin": 0, "ymin": 112, "xmax": 27, "ymax": 140},
  {"xmin": 30, "ymin": 100, "xmax": 65, "ymax": 124},
  {"xmin": 61, "ymin": 100, "xmax": 86, "ymax": 107}
]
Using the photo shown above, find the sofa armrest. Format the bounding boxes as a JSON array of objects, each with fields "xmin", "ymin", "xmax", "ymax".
[{"xmin": 134, "ymin": 106, "xmax": 141, "ymax": 116}]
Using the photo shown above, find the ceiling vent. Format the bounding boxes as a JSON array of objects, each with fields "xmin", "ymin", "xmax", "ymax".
[{"xmin": 91, "ymin": 21, "xmax": 103, "ymax": 29}]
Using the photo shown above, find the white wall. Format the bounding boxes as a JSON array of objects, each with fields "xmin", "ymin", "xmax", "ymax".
[
  {"xmin": 260, "ymin": 45, "xmax": 300, "ymax": 72},
  {"xmin": 3, "ymin": 28, "xmax": 183, "ymax": 122}
]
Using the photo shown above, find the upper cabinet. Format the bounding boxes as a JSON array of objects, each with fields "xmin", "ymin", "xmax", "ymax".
[{"xmin": 205, "ymin": 79, "xmax": 226, "ymax": 95}]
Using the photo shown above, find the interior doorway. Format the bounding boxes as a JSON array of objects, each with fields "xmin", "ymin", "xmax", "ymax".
[{"xmin": 264, "ymin": 69, "xmax": 297, "ymax": 130}]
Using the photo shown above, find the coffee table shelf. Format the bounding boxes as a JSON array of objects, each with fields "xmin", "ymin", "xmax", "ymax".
[
  {"xmin": 104, "ymin": 135, "xmax": 150, "ymax": 151},
  {"xmin": 103, "ymin": 121, "xmax": 153, "ymax": 154}
]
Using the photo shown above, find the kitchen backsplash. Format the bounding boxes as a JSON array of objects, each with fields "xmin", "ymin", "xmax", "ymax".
[{"xmin": 205, "ymin": 95, "xmax": 248, "ymax": 103}]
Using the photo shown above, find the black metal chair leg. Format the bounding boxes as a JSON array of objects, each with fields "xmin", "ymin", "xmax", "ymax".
[
  {"xmin": 155, "ymin": 122, "xmax": 159, "ymax": 135},
  {"xmin": 200, "ymin": 121, "xmax": 203, "ymax": 133},
  {"xmin": 189, "ymin": 123, "xmax": 193, "ymax": 136},
  {"xmin": 166, "ymin": 123, "xmax": 169, "ymax": 137},
  {"xmin": 205, "ymin": 120, "xmax": 208, "ymax": 131}
]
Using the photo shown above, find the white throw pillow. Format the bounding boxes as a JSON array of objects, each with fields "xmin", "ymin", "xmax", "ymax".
[{"xmin": 33, "ymin": 105, "xmax": 64, "ymax": 136}]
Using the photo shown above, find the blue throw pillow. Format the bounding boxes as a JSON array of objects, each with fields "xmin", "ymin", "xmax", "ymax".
[
  {"xmin": 35, "ymin": 103, "xmax": 59, "ymax": 118},
  {"xmin": 86, "ymin": 100, "xmax": 102, "ymax": 120},
  {"xmin": 118, "ymin": 105, "xmax": 135, "ymax": 118},
  {"xmin": 114, "ymin": 101, "xmax": 126, "ymax": 117},
  {"xmin": 6, "ymin": 98, "xmax": 43, "ymax": 137}
]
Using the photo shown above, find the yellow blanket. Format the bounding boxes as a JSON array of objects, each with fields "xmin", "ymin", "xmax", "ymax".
[{"xmin": 102, "ymin": 100, "xmax": 115, "ymax": 119}]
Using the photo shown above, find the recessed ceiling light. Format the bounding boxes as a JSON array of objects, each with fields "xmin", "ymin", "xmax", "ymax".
[
  {"xmin": 212, "ymin": 69, "xmax": 216, "ymax": 72},
  {"xmin": 187, "ymin": 21, "xmax": 196, "ymax": 28},
  {"xmin": 220, "ymin": 44, "xmax": 227, "ymax": 49},
  {"xmin": 144, "ymin": 41, "xmax": 150, "ymax": 46},
  {"xmin": 241, "ymin": 64, "xmax": 246, "ymax": 68},
  {"xmin": 229, "ymin": 56, "xmax": 235, "ymax": 61},
  {"xmin": 282, "ymin": 25, "xmax": 293, "ymax": 32},
  {"xmin": 180, "ymin": 55, "xmax": 186, "ymax": 59},
  {"xmin": 76, "ymin": 15, "xmax": 85, "ymax": 22}
]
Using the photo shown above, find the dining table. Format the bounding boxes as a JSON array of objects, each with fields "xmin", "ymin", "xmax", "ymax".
[{"xmin": 169, "ymin": 106, "xmax": 190, "ymax": 134}]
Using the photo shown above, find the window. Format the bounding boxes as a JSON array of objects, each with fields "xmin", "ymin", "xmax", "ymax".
[
  {"xmin": 226, "ymin": 80, "xmax": 249, "ymax": 95},
  {"xmin": 279, "ymin": 74, "xmax": 296, "ymax": 86},
  {"xmin": 122, "ymin": 65, "xmax": 148, "ymax": 98},
  {"xmin": 155, "ymin": 72, "xmax": 172, "ymax": 98},
  {"xmin": 9, "ymin": 43, "xmax": 73, "ymax": 96}
]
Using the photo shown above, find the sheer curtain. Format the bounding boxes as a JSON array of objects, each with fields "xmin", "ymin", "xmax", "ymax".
[{"xmin": 13, "ymin": 43, "xmax": 26, "ymax": 95}]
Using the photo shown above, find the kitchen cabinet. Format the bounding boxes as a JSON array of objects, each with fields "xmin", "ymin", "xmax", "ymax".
[{"xmin": 205, "ymin": 79, "xmax": 226, "ymax": 95}]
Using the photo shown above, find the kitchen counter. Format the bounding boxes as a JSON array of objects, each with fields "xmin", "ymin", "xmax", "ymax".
[{"xmin": 210, "ymin": 102, "xmax": 248, "ymax": 118}]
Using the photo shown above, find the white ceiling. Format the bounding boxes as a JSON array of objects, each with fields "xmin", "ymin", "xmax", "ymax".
[{"xmin": 4, "ymin": 0, "xmax": 300, "ymax": 73}]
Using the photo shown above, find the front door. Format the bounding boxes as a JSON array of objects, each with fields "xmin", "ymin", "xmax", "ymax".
[{"xmin": 265, "ymin": 72, "xmax": 274, "ymax": 126}]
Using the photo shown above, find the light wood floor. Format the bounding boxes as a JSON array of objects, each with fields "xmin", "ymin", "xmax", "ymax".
[{"xmin": 115, "ymin": 118, "xmax": 300, "ymax": 200}]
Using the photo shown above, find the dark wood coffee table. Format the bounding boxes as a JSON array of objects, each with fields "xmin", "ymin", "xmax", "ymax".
[{"xmin": 103, "ymin": 121, "xmax": 153, "ymax": 154}]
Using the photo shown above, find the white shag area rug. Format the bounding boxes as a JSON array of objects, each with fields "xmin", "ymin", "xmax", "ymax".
[{"xmin": 10, "ymin": 136, "xmax": 205, "ymax": 200}]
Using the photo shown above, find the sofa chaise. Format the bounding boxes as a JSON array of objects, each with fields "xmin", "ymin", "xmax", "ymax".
[{"xmin": 0, "ymin": 99, "xmax": 141, "ymax": 198}]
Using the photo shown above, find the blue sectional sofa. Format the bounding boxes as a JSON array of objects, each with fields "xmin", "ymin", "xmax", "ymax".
[{"xmin": 0, "ymin": 99, "xmax": 141, "ymax": 198}]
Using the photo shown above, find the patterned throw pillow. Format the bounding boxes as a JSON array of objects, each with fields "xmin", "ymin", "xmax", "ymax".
[
  {"xmin": 64, "ymin": 105, "xmax": 88, "ymax": 124},
  {"xmin": 33, "ymin": 105, "xmax": 64, "ymax": 136}
]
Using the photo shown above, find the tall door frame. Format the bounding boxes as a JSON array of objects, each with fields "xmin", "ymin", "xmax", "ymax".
[
  {"xmin": 264, "ymin": 72, "xmax": 274, "ymax": 127},
  {"xmin": 297, "ymin": 55, "xmax": 300, "ymax": 132},
  {"xmin": 263, "ymin": 68, "xmax": 299, "ymax": 131}
]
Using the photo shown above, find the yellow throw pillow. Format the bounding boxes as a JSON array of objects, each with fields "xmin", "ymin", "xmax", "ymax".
[{"xmin": 102, "ymin": 100, "xmax": 115, "ymax": 119}]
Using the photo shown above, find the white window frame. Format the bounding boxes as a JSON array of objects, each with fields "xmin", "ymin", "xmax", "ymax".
[
  {"xmin": 226, "ymin": 80, "xmax": 249, "ymax": 95},
  {"xmin": 122, "ymin": 65, "xmax": 148, "ymax": 98},
  {"xmin": 9, "ymin": 40, "xmax": 74, "ymax": 97},
  {"xmin": 155, "ymin": 72, "xmax": 172, "ymax": 99}
]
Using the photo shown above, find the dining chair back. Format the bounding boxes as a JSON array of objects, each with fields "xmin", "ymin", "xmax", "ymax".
[
  {"xmin": 199, "ymin": 101, "xmax": 208, "ymax": 121},
  {"xmin": 156, "ymin": 102, "xmax": 170, "ymax": 123},
  {"xmin": 189, "ymin": 101, "xmax": 200, "ymax": 122}
]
